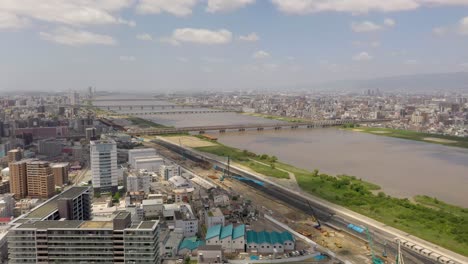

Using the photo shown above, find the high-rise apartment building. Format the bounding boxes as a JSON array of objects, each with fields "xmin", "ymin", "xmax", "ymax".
[
  {"xmin": 26, "ymin": 161, "xmax": 55, "ymax": 199},
  {"xmin": 7, "ymin": 149, "xmax": 22, "ymax": 163},
  {"xmin": 9, "ymin": 159, "xmax": 29, "ymax": 199},
  {"xmin": 51, "ymin": 162, "xmax": 69, "ymax": 186},
  {"xmin": 90, "ymin": 140, "xmax": 118, "ymax": 193},
  {"xmin": 8, "ymin": 212, "xmax": 160, "ymax": 264}
]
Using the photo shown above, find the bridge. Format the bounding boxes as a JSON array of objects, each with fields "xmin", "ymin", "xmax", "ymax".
[
  {"xmin": 95, "ymin": 104, "xmax": 242, "ymax": 110},
  {"xmin": 113, "ymin": 110, "xmax": 238, "ymax": 115},
  {"xmin": 127, "ymin": 119, "xmax": 392, "ymax": 136}
]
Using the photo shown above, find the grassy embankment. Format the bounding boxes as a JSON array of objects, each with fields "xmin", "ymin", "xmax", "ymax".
[
  {"xmin": 243, "ymin": 113, "xmax": 309, "ymax": 123},
  {"xmin": 194, "ymin": 141, "xmax": 468, "ymax": 256},
  {"xmin": 195, "ymin": 144, "xmax": 289, "ymax": 179},
  {"xmin": 346, "ymin": 126, "xmax": 468, "ymax": 149}
]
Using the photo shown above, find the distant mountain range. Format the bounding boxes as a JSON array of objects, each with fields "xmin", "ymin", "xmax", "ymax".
[{"xmin": 317, "ymin": 72, "xmax": 468, "ymax": 92}]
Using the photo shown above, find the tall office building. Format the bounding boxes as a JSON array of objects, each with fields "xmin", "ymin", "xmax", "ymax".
[
  {"xmin": 69, "ymin": 91, "xmax": 80, "ymax": 105},
  {"xmin": 8, "ymin": 212, "xmax": 160, "ymax": 264},
  {"xmin": 9, "ymin": 159, "xmax": 29, "ymax": 199},
  {"xmin": 90, "ymin": 140, "xmax": 118, "ymax": 193},
  {"xmin": 7, "ymin": 149, "xmax": 22, "ymax": 163},
  {"xmin": 51, "ymin": 162, "xmax": 69, "ymax": 186},
  {"xmin": 26, "ymin": 161, "xmax": 55, "ymax": 199}
]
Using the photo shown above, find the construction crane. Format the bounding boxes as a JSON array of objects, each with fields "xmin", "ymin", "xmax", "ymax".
[
  {"xmin": 396, "ymin": 240, "xmax": 405, "ymax": 264},
  {"xmin": 365, "ymin": 227, "xmax": 384, "ymax": 264}
]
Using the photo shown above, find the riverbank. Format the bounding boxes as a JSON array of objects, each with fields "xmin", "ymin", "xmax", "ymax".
[
  {"xmin": 347, "ymin": 127, "xmax": 468, "ymax": 149},
  {"xmin": 242, "ymin": 113, "xmax": 309, "ymax": 123},
  {"xmin": 193, "ymin": 140, "xmax": 468, "ymax": 256}
]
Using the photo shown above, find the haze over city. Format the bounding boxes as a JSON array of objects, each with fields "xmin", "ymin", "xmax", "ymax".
[{"xmin": 1, "ymin": 0, "xmax": 468, "ymax": 91}]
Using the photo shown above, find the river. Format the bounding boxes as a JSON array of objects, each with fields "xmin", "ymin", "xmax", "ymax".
[{"xmin": 214, "ymin": 128, "xmax": 468, "ymax": 207}]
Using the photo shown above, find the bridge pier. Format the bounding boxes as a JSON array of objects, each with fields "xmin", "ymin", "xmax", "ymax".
[
  {"xmin": 238, "ymin": 128, "xmax": 245, "ymax": 132},
  {"xmin": 199, "ymin": 131, "xmax": 205, "ymax": 134},
  {"xmin": 219, "ymin": 129, "xmax": 226, "ymax": 133},
  {"xmin": 257, "ymin": 127, "xmax": 264, "ymax": 131},
  {"xmin": 274, "ymin": 127, "xmax": 281, "ymax": 130}
]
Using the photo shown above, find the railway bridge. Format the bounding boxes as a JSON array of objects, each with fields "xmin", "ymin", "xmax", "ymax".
[
  {"xmin": 127, "ymin": 119, "xmax": 392, "ymax": 136},
  {"xmin": 113, "ymin": 110, "xmax": 238, "ymax": 115},
  {"xmin": 94, "ymin": 104, "xmax": 242, "ymax": 110}
]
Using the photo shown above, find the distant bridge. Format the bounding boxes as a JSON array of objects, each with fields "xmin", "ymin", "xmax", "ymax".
[
  {"xmin": 95, "ymin": 104, "xmax": 242, "ymax": 110},
  {"xmin": 127, "ymin": 119, "xmax": 393, "ymax": 136},
  {"xmin": 114, "ymin": 110, "xmax": 237, "ymax": 115}
]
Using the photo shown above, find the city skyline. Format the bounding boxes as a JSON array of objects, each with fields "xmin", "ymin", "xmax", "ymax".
[{"xmin": 1, "ymin": 0, "xmax": 468, "ymax": 92}]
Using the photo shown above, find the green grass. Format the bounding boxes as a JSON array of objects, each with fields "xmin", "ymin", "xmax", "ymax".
[
  {"xmin": 195, "ymin": 144, "xmax": 289, "ymax": 179},
  {"xmin": 126, "ymin": 117, "xmax": 170, "ymax": 129},
  {"xmin": 348, "ymin": 127, "xmax": 468, "ymax": 149},
  {"xmin": 243, "ymin": 112, "xmax": 308, "ymax": 123},
  {"xmin": 194, "ymin": 141, "xmax": 468, "ymax": 256}
]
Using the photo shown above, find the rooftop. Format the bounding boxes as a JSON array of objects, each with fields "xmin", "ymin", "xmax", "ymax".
[
  {"xmin": 24, "ymin": 186, "xmax": 89, "ymax": 220},
  {"xmin": 137, "ymin": 221, "xmax": 159, "ymax": 230},
  {"xmin": 51, "ymin": 162, "xmax": 69, "ymax": 168},
  {"xmin": 179, "ymin": 236, "xmax": 204, "ymax": 251},
  {"xmin": 80, "ymin": 221, "xmax": 113, "ymax": 229},
  {"xmin": 246, "ymin": 230, "xmax": 294, "ymax": 245}
]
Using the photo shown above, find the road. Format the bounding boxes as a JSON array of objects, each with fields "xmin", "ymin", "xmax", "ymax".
[{"xmin": 151, "ymin": 137, "xmax": 467, "ymax": 264}]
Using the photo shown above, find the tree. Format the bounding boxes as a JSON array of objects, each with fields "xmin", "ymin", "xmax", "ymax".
[
  {"xmin": 112, "ymin": 192, "xmax": 121, "ymax": 203},
  {"xmin": 312, "ymin": 169, "xmax": 319, "ymax": 177},
  {"xmin": 270, "ymin": 156, "xmax": 278, "ymax": 163}
]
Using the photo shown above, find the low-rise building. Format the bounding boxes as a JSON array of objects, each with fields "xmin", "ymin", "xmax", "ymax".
[
  {"xmin": 173, "ymin": 188, "xmax": 194, "ymax": 203},
  {"xmin": 246, "ymin": 230, "xmax": 295, "ymax": 254},
  {"xmin": 205, "ymin": 224, "xmax": 245, "ymax": 253},
  {"xmin": 142, "ymin": 198, "xmax": 164, "ymax": 219},
  {"xmin": 163, "ymin": 203, "xmax": 198, "ymax": 237},
  {"xmin": 197, "ymin": 245, "xmax": 223, "ymax": 264},
  {"xmin": 205, "ymin": 207, "xmax": 225, "ymax": 228},
  {"xmin": 178, "ymin": 236, "xmax": 205, "ymax": 256}
]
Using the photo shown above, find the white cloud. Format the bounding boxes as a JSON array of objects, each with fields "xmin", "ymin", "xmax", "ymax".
[
  {"xmin": 271, "ymin": 0, "xmax": 420, "ymax": 14},
  {"xmin": 271, "ymin": 0, "xmax": 468, "ymax": 15},
  {"xmin": 137, "ymin": 33, "xmax": 153, "ymax": 41},
  {"xmin": 239, "ymin": 32, "xmax": 259, "ymax": 42},
  {"xmin": 352, "ymin": 52, "xmax": 373, "ymax": 61},
  {"xmin": 253, "ymin": 50, "xmax": 271, "ymax": 59},
  {"xmin": 458, "ymin": 16, "xmax": 468, "ymax": 35},
  {"xmin": 404, "ymin": 59, "xmax": 419, "ymax": 65},
  {"xmin": 136, "ymin": 0, "xmax": 197, "ymax": 17},
  {"xmin": 39, "ymin": 27, "xmax": 116, "ymax": 46},
  {"xmin": 384, "ymin": 18, "xmax": 396, "ymax": 27},
  {"xmin": 351, "ymin": 19, "xmax": 396, "ymax": 33},
  {"xmin": 162, "ymin": 28, "xmax": 233, "ymax": 45},
  {"xmin": 370, "ymin": 41, "xmax": 381, "ymax": 47},
  {"xmin": 0, "ymin": 12, "xmax": 30, "ymax": 30},
  {"xmin": 206, "ymin": 0, "xmax": 255, "ymax": 13},
  {"xmin": 351, "ymin": 21, "xmax": 383, "ymax": 32},
  {"xmin": 120, "ymin": 55, "xmax": 136, "ymax": 61},
  {"xmin": 432, "ymin": 26, "xmax": 449, "ymax": 36},
  {"xmin": 0, "ymin": 0, "xmax": 134, "ymax": 27}
]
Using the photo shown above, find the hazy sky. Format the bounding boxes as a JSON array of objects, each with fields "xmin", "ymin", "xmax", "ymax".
[{"xmin": 1, "ymin": 0, "xmax": 468, "ymax": 92}]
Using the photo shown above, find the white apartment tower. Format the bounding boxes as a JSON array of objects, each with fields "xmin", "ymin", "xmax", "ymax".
[{"xmin": 90, "ymin": 140, "xmax": 118, "ymax": 193}]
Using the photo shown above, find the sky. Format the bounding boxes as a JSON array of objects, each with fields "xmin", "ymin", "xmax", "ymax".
[{"xmin": 1, "ymin": 0, "xmax": 468, "ymax": 92}]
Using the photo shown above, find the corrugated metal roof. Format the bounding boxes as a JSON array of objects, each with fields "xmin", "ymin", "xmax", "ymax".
[
  {"xmin": 220, "ymin": 224, "xmax": 233, "ymax": 239},
  {"xmin": 233, "ymin": 224, "xmax": 245, "ymax": 239},
  {"xmin": 179, "ymin": 236, "xmax": 204, "ymax": 251},
  {"xmin": 206, "ymin": 224, "xmax": 222, "ymax": 240},
  {"xmin": 246, "ymin": 230, "xmax": 294, "ymax": 245}
]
